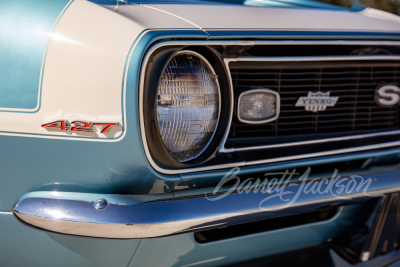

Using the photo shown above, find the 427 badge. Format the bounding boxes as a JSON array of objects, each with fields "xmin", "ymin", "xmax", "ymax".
[{"xmin": 41, "ymin": 120, "xmax": 119, "ymax": 133}]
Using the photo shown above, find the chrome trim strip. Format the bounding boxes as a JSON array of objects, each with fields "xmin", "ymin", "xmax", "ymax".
[
  {"xmin": 217, "ymin": 58, "xmax": 235, "ymax": 154},
  {"xmin": 139, "ymin": 40, "xmax": 400, "ymax": 174},
  {"xmin": 13, "ymin": 171, "xmax": 400, "ymax": 238},
  {"xmin": 237, "ymin": 89, "xmax": 281, "ymax": 125},
  {"xmin": 234, "ymin": 130, "xmax": 400, "ymax": 151},
  {"xmin": 247, "ymin": 140, "xmax": 400, "ymax": 165},
  {"xmin": 234, "ymin": 55, "xmax": 400, "ymax": 62},
  {"xmin": 139, "ymin": 40, "xmax": 400, "ymax": 47}
]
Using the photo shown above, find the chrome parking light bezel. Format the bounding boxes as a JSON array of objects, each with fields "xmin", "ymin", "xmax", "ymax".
[{"xmin": 237, "ymin": 88, "xmax": 281, "ymax": 124}]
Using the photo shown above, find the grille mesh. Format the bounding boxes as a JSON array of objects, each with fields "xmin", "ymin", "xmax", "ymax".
[{"xmin": 227, "ymin": 60, "xmax": 400, "ymax": 147}]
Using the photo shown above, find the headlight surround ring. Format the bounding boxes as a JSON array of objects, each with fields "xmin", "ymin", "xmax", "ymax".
[
  {"xmin": 155, "ymin": 51, "xmax": 221, "ymax": 162},
  {"xmin": 142, "ymin": 45, "xmax": 233, "ymax": 170}
]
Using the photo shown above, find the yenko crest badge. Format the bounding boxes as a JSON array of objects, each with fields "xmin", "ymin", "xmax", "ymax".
[{"xmin": 295, "ymin": 91, "xmax": 339, "ymax": 112}]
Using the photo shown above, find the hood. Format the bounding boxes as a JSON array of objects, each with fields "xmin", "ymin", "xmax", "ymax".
[{"xmin": 94, "ymin": 0, "xmax": 400, "ymax": 33}]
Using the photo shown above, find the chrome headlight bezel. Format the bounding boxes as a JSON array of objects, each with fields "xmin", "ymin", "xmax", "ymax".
[
  {"xmin": 142, "ymin": 46, "xmax": 232, "ymax": 169},
  {"xmin": 155, "ymin": 50, "xmax": 221, "ymax": 162}
]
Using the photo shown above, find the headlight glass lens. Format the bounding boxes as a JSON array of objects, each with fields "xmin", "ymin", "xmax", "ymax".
[
  {"xmin": 156, "ymin": 51, "xmax": 220, "ymax": 162},
  {"xmin": 238, "ymin": 90, "xmax": 279, "ymax": 123}
]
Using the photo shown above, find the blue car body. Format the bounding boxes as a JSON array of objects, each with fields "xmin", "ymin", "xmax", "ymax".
[{"xmin": 2, "ymin": 0, "xmax": 400, "ymax": 266}]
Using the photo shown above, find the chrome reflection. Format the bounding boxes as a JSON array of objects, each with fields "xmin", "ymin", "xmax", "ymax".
[{"xmin": 13, "ymin": 170, "xmax": 400, "ymax": 239}]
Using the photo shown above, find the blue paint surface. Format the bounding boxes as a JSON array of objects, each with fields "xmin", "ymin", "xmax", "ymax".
[
  {"xmin": 243, "ymin": 0, "xmax": 360, "ymax": 10},
  {"xmin": 1, "ymin": 10, "xmax": 400, "ymax": 265},
  {"xmin": 1, "ymin": 29, "xmax": 400, "ymax": 212},
  {"xmin": 0, "ymin": 0, "xmax": 72, "ymax": 111},
  {"xmin": 0, "ymin": 213, "xmax": 140, "ymax": 267},
  {"xmin": 0, "ymin": 30, "xmax": 208, "ymax": 211},
  {"xmin": 100, "ymin": 0, "xmax": 360, "ymax": 11},
  {"xmin": 128, "ymin": 203, "xmax": 370, "ymax": 266}
]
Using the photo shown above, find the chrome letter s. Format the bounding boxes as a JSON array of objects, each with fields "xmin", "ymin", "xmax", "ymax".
[{"xmin": 376, "ymin": 85, "xmax": 400, "ymax": 106}]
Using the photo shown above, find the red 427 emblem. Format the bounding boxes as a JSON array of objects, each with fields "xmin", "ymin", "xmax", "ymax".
[{"xmin": 41, "ymin": 120, "xmax": 119, "ymax": 133}]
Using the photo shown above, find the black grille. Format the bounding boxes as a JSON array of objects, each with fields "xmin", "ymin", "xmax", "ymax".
[{"xmin": 227, "ymin": 60, "xmax": 400, "ymax": 148}]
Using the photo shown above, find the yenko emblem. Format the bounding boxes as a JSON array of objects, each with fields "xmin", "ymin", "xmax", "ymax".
[{"xmin": 295, "ymin": 91, "xmax": 339, "ymax": 112}]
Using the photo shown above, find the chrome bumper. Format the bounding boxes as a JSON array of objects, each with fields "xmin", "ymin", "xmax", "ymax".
[{"xmin": 13, "ymin": 170, "xmax": 400, "ymax": 239}]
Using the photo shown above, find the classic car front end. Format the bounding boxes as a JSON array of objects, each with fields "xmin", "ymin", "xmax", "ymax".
[{"xmin": 2, "ymin": 0, "xmax": 400, "ymax": 266}]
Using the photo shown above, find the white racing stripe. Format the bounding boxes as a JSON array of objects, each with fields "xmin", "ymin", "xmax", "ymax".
[{"xmin": 0, "ymin": 0, "xmax": 195, "ymax": 141}]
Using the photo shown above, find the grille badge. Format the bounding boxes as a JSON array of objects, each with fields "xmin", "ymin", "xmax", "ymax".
[
  {"xmin": 376, "ymin": 85, "xmax": 400, "ymax": 106},
  {"xmin": 295, "ymin": 91, "xmax": 339, "ymax": 112}
]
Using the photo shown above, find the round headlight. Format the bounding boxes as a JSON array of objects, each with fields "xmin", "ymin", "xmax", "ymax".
[{"xmin": 156, "ymin": 51, "xmax": 220, "ymax": 162}]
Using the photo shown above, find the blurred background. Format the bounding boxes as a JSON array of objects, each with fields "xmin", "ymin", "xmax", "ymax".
[{"xmin": 318, "ymin": 0, "xmax": 400, "ymax": 14}]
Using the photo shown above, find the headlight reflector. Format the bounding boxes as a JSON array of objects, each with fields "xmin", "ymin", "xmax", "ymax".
[{"xmin": 156, "ymin": 51, "xmax": 220, "ymax": 162}]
